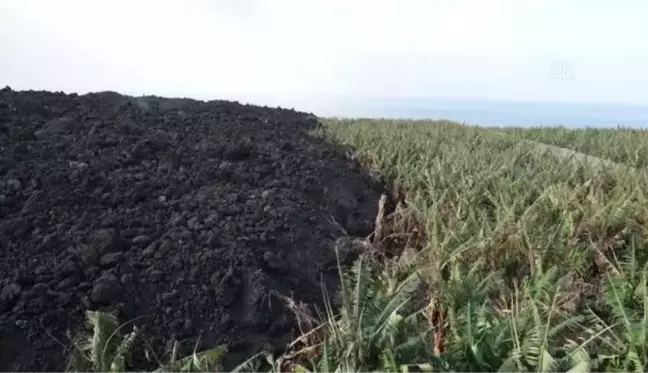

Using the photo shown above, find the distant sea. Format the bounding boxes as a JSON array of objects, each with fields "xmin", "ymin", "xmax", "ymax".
[{"xmin": 311, "ymin": 99, "xmax": 648, "ymax": 128}]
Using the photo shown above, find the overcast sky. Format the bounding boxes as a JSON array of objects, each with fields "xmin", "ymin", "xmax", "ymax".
[{"xmin": 2, "ymin": 0, "xmax": 648, "ymax": 111}]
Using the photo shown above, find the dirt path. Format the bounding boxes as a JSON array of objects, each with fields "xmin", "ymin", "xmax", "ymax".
[{"xmin": 491, "ymin": 130, "xmax": 640, "ymax": 174}]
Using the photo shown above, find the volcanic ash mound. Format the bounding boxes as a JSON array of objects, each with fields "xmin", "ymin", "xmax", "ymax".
[{"xmin": 0, "ymin": 88, "xmax": 383, "ymax": 371}]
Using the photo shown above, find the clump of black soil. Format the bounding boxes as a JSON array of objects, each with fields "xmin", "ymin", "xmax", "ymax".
[{"xmin": 0, "ymin": 87, "xmax": 383, "ymax": 371}]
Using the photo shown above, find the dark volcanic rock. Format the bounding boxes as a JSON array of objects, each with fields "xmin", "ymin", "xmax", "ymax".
[
  {"xmin": 91, "ymin": 275, "xmax": 122, "ymax": 304},
  {"xmin": 0, "ymin": 88, "xmax": 383, "ymax": 371},
  {"xmin": 1, "ymin": 283, "xmax": 22, "ymax": 310}
]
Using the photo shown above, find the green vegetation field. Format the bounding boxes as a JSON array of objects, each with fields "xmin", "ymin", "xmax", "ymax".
[
  {"xmin": 318, "ymin": 119, "xmax": 648, "ymax": 372},
  {"xmin": 70, "ymin": 119, "xmax": 648, "ymax": 372},
  {"xmin": 501, "ymin": 125, "xmax": 648, "ymax": 168}
]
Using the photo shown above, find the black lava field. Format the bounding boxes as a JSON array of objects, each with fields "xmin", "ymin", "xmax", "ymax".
[{"xmin": 0, "ymin": 88, "xmax": 384, "ymax": 371}]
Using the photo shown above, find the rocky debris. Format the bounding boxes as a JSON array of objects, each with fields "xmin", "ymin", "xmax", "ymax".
[
  {"xmin": 0, "ymin": 88, "xmax": 383, "ymax": 371},
  {"xmin": 91, "ymin": 274, "xmax": 122, "ymax": 304},
  {"xmin": 1, "ymin": 283, "xmax": 22, "ymax": 310}
]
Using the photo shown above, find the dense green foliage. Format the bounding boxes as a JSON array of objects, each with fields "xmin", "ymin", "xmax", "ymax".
[{"xmin": 322, "ymin": 118, "xmax": 648, "ymax": 372}]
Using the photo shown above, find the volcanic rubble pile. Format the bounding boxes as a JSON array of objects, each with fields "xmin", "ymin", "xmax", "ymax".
[{"xmin": 0, "ymin": 87, "xmax": 384, "ymax": 371}]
